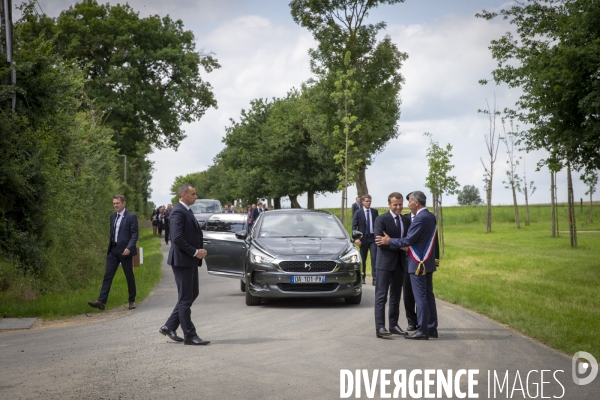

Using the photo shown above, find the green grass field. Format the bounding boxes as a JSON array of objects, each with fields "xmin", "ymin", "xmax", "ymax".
[
  {"xmin": 0, "ymin": 228, "xmax": 163, "ymax": 319},
  {"xmin": 327, "ymin": 204, "xmax": 600, "ymax": 356}
]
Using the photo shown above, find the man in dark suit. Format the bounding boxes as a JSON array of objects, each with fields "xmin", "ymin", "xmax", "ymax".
[
  {"xmin": 403, "ymin": 192, "xmax": 418, "ymax": 331},
  {"xmin": 373, "ymin": 192, "xmax": 411, "ymax": 338},
  {"xmin": 159, "ymin": 184, "xmax": 210, "ymax": 345},
  {"xmin": 88, "ymin": 195, "xmax": 138, "ymax": 311},
  {"xmin": 376, "ymin": 191, "xmax": 439, "ymax": 340},
  {"xmin": 351, "ymin": 196, "xmax": 362, "ymax": 216},
  {"xmin": 164, "ymin": 203, "xmax": 173, "ymax": 245},
  {"xmin": 352, "ymin": 194, "xmax": 379, "ymax": 285}
]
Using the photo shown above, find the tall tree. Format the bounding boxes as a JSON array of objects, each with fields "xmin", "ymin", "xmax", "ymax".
[
  {"xmin": 502, "ymin": 119, "xmax": 521, "ymax": 229},
  {"xmin": 330, "ymin": 52, "xmax": 361, "ymax": 224},
  {"xmin": 518, "ymin": 162, "xmax": 536, "ymax": 226},
  {"xmin": 479, "ymin": 97, "xmax": 502, "ymax": 233},
  {"xmin": 457, "ymin": 185, "xmax": 483, "ymax": 206},
  {"xmin": 580, "ymin": 169, "xmax": 598, "ymax": 223},
  {"xmin": 18, "ymin": 0, "xmax": 219, "ymax": 208},
  {"xmin": 290, "ymin": 0, "xmax": 407, "ymax": 196},
  {"xmin": 478, "ymin": 0, "xmax": 600, "ymax": 246},
  {"xmin": 424, "ymin": 133, "xmax": 460, "ymax": 253}
]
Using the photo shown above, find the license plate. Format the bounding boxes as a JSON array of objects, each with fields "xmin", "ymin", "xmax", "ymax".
[{"xmin": 291, "ymin": 276, "xmax": 326, "ymax": 283}]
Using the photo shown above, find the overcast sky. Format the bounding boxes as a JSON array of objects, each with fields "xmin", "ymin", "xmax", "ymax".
[{"xmin": 32, "ymin": 0, "xmax": 592, "ymax": 208}]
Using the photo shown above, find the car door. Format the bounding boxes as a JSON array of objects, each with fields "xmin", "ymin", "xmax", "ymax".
[{"xmin": 204, "ymin": 216, "xmax": 247, "ymax": 278}]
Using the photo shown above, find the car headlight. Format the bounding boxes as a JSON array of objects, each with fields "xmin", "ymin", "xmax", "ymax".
[
  {"xmin": 340, "ymin": 248, "xmax": 361, "ymax": 264},
  {"xmin": 250, "ymin": 248, "xmax": 275, "ymax": 265}
]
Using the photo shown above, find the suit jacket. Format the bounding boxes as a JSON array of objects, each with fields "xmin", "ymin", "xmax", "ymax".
[
  {"xmin": 107, "ymin": 209, "xmax": 138, "ymax": 256},
  {"xmin": 167, "ymin": 202, "xmax": 203, "ymax": 268},
  {"xmin": 352, "ymin": 207, "xmax": 379, "ymax": 246},
  {"xmin": 374, "ymin": 212, "xmax": 411, "ymax": 271},
  {"xmin": 389, "ymin": 208, "xmax": 438, "ymax": 274},
  {"xmin": 351, "ymin": 202, "xmax": 361, "ymax": 215},
  {"xmin": 250, "ymin": 207, "xmax": 262, "ymax": 223}
]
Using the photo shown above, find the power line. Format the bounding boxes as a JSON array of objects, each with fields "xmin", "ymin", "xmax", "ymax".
[{"xmin": 35, "ymin": 0, "xmax": 44, "ymax": 15}]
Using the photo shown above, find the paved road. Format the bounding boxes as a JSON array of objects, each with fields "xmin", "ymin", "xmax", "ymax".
[{"xmin": 1, "ymin": 243, "xmax": 598, "ymax": 399}]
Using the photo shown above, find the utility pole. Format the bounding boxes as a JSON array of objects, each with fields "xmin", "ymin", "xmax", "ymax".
[{"xmin": 0, "ymin": 0, "xmax": 15, "ymax": 112}]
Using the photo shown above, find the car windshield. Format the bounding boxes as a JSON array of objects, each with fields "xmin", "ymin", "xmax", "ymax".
[
  {"xmin": 204, "ymin": 216, "xmax": 245, "ymax": 233},
  {"xmin": 258, "ymin": 213, "xmax": 345, "ymax": 238},
  {"xmin": 190, "ymin": 200, "xmax": 222, "ymax": 214}
]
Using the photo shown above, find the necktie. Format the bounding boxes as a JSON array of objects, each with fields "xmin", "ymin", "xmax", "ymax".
[
  {"xmin": 113, "ymin": 214, "xmax": 121, "ymax": 242},
  {"xmin": 366, "ymin": 209, "xmax": 371, "ymax": 234}
]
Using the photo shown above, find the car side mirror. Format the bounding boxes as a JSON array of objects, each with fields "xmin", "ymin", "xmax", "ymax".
[
  {"xmin": 235, "ymin": 230, "xmax": 248, "ymax": 240},
  {"xmin": 352, "ymin": 230, "xmax": 363, "ymax": 240}
]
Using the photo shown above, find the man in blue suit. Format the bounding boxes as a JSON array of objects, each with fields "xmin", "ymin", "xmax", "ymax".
[
  {"xmin": 376, "ymin": 191, "xmax": 439, "ymax": 340},
  {"xmin": 159, "ymin": 183, "xmax": 210, "ymax": 346},
  {"xmin": 351, "ymin": 196, "xmax": 362, "ymax": 216},
  {"xmin": 373, "ymin": 192, "xmax": 411, "ymax": 338},
  {"xmin": 352, "ymin": 194, "xmax": 379, "ymax": 285},
  {"xmin": 88, "ymin": 195, "xmax": 138, "ymax": 311}
]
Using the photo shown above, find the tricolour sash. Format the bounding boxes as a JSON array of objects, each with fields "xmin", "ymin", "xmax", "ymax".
[{"xmin": 408, "ymin": 227, "xmax": 438, "ymax": 276}]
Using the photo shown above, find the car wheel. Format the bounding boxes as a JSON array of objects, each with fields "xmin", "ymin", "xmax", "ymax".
[
  {"xmin": 345, "ymin": 292, "xmax": 362, "ymax": 305},
  {"xmin": 245, "ymin": 288, "xmax": 261, "ymax": 306},
  {"xmin": 240, "ymin": 279, "xmax": 246, "ymax": 292}
]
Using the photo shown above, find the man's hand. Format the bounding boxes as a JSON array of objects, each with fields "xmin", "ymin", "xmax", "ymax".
[
  {"xmin": 354, "ymin": 239, "xmax": 362, "ymax": 247},
  {"xmin": 196, "ymin": 249, "xmax": 207, "ymax": 259},
  {"xmin": 122, "ymin": 248, "xmax": 130, "ymax": 256},
  {"xmin": 375, "ymin": 232, "xmax": 390, "ymax": 246}
]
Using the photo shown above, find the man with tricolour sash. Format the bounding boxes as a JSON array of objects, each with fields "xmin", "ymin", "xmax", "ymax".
[{"xmin": 375, "ymin": 190, "xmax": 439, "ymax": 340}]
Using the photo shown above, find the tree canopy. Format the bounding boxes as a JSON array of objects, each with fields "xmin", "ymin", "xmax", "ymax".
[
  {"xmin": 477, "ymin": 0, "xmax": 600, "ymax": 172},
  {"xmin": 290, "ymin": 0, "xmax": 407, "ymax": 195}
]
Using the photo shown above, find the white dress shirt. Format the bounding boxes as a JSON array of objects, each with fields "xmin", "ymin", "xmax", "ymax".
[{"xmin": 114, "ymin": 209, "xmax": 125, "ymax": 242}]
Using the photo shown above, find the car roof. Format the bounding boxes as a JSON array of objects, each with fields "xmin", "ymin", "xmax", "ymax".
[
  {"xmin": 207, "ymin": 213, "xmax": 247, "ymax": 221},
  {"xmin": 262, "ymin": 209, "xmax": 333, "ymax": 215}
]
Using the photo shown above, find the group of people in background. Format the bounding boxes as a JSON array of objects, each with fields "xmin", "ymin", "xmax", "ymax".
[
  {"xmin": 151, "ymin": 204, "xmax": 173, "ymax": 244},
  {"xmin": 352, "ymin": 192, "xmax": 440, "ymax": 341}
]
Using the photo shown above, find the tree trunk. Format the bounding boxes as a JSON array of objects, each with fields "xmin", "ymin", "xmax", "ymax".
[
  {"xmin": 524, "ymin": 186, "xmax": 531, "ymax": 226},
  {"xmin": 355, "ymin": 163, "xmax": 369, "ymax": 197},
  {"xmin": 511, "ymin": 185, "xmax": 520, "ymax": 229},
  {"xmin": 274, "ymin": 197, "xmax": 281, "ymax": 209},
  {"xmin": 590, "ymin": 192, "xmax": 594, "ymax": 223},
  {"xmin": 567, "ymin": 165, "xmax": 577, "ymax": 247},
  {"xmin": 485, "ymin": 176, "xmax": 493, "ymax": 233},
  {"xmin": 288, "ymin": 194, "xmax": 302, "ymax": 209},
  {"xmin": 550, "ymin": 172, "xmax": 556, "ymax": 237},
  {"xmin": 307, "ymin": 190, "xmax": 315, "ymax": 209},
  {"xmin": 267, "ymin": 198, "xmax": 273, "ymax": 208},
  {"xmin": 554, "ymin": 172, "xmax": 559, "ymax": 237}
]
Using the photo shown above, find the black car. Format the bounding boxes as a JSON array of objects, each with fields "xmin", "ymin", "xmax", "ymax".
[
  {"xmin": 202, "ymin": 213, "xmax": 249, "ymax": 286},
  {"xmin": 206, "ymin": 209, "xmax": 363, "ymax": 306}
]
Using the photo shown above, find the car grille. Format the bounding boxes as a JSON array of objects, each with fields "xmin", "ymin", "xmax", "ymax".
[
  {"xmin": 278, "ymin": 261, "xmax": 337, "ymax": 273},
  {"xmin": 277, "ymin": 283, "xmax": 339, "ymax": 292}
]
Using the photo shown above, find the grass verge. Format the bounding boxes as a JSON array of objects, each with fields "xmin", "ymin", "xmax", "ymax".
[{"xmin": 0, "ymin": 228, "xmax": 162, "ymax": 319}]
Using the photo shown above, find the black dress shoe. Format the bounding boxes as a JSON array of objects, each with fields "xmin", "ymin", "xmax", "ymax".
[
  {"xmin": 404, "ymin": 331, "xmax": 429, "ymax": 340},
  {"xmin": 406, "ymin": 324, "xmax": 417, "ymax": 331},
  {"xmin": 376, "ymin": 328, "xmax": 392, "ymax": 338},
  {"xmin": 184, "ymin": 335, "xmax": 210, "ymax": 345},
  {"xmin": 88, "ymin": 301, "xmax": 105, "ymax": 310},
  {"xmin": 362, "ymin": 280, "xmax": 366, "ymax": 285},
  {"xmin": 371, "ymin": 280, "xmax": 375, "ymax": 286},
  {"xmin": 428, "ymin": 329, "xmax": 438, "ymax": 338},
  {"xmin": 159, "ymin": 326, "xmax": 184, "ymax": 342},
  {"xmin": 389, "ymin": 325, "xmax": 408, "ymax": 336},
  {"xmin": 129, "ymin": 302, "xmax": 136, "ymax": 310}
]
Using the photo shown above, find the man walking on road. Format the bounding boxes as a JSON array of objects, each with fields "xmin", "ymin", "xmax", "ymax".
[
  {"xmin": 88, "ymin": 195, "xmax": 138, "ymax": 311},
  {"xmin": 159, "ymin": 184, "xmax": 210, "ymax": 345}
]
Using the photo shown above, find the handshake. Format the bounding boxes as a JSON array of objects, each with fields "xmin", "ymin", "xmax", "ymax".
[{"xmin": 375, "ymin": 232, "xmax": 407, "ymax": 251}]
